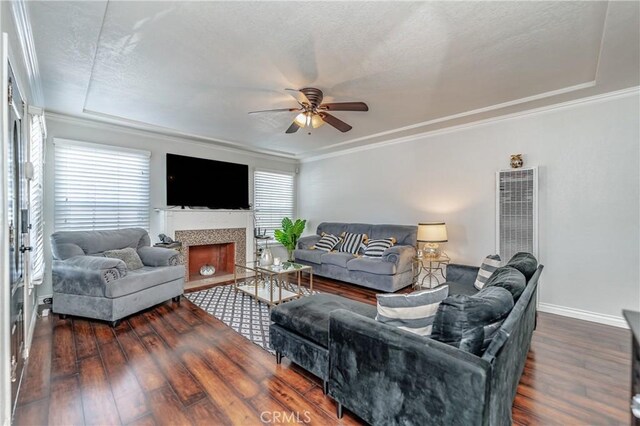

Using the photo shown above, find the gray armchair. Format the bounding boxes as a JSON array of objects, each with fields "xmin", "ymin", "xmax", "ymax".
[{"xmin": 51, "ymin": 228, "xmax": 184, "ymax": 326}]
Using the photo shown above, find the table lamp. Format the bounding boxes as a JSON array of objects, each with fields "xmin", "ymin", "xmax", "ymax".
[{"xmin": 417, "ymin": 222, "xmax": 448, "ymax": 257}]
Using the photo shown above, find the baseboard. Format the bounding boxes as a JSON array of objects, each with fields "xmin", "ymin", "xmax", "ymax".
[
  {"xmin": 37, "ymin": 293, "xmax": 52, "ymax": 305},
  {"xmin": 23, "ymin": 308, "xmax": 38, "ymax": 359},
  {"xmin": 538, "ymin": 303, "xmax": 628, "ymax": 329}
]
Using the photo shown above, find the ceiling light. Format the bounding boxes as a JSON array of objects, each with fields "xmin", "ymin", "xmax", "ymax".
[
  {"xmin": 311, "ymin": 114, "xmax": 325, "ymax": 128},
  {"xmin": 294, "ymin": 113, "xmax": 307, "ymax": 127}
]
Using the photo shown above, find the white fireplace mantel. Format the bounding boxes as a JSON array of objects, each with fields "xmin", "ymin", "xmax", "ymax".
[{"xmin": 154, "ymin": 208, "xmax": 254, "ymax": 263}]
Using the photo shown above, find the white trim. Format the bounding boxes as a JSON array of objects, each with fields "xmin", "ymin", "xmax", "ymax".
[
  {"xmin": 300, "ymin": 86, "xmax": 640, "ymax": 163},
  {"xmin": 45, "ymin": 110, "xmax": 298, "ymax": 163},
  {"xmin": 9, "ymin": 0, "xmax": 43, "ymax": 106},
  {"xmin": 53, "ymin": 137, "xmax": 151, "ymax": 157},
  {"xmin": 23, "ymin": 309, "xmax": 37, "ymax": 360},
  {"xmin": 538, "ymin": 303, "xmax": 629, "ymax": 329}
]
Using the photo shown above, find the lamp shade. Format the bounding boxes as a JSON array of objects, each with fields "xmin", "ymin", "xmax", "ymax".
[{"xmin": 417, "ymin": 222, "xmax": 448, "ymax": 242}]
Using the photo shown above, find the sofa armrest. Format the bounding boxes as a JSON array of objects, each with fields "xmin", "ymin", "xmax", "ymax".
[
  {"xmin": 381, "ymin": 245, "xmax": 416, "ymax": 273},
  {"xmin": 137, "ymin": 246, "xmax": 181, "ymax": 267},
  {"xmin": 297, "ymin": 235, "xmax": 321, "ymax": 249},
  {"xmin": 52, "ymin": 256, "xmax": 127, "ymax": 297},
  {"xmin": 329, "ymin": 309, "xmax": 491, "ymax": 424},
  {"xmin": 446, "ymin": 263, "xmax": 479, "ymax": 287}
]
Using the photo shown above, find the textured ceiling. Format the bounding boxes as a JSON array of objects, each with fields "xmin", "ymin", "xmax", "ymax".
[{"xmin": 27, "ymin": 1, "xmax": 640, "ymax": 158}]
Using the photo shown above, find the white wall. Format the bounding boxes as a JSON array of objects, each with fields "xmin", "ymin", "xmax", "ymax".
[
  {"xmin": 40, "ymin": 114, "xmax": 297, "ymax": 297},
  {"xmin": 298, "ymin": 90, "xmax": 640, "ymax": 323}
]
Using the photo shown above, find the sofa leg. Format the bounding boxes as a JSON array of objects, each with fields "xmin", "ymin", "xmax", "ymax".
[
  {"xmin": 276, "ymin": 351, "xmax": 282, "ymax": 365},
  {"xmin": 172, "ymin": 295, "xmax": 181, "ymax": 304},
  {"xmin": 59, "ymin": 314, "xmax": 67, "ymax": 320},
  {"xmin": 110, "ymin": 320, "xmax": 121, "ymax": 328},
  {"xmin": 336, "ymin": 403, "xmax": 343, "ymax": 419},
  {"xmin": 323, "ymin": 381, "xmax": 329, "ymax": 395}
]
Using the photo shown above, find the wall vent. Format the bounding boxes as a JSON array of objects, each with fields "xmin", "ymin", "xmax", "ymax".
[{"xmin": 496, "ymin": 167, "xmax": 538, "ymax": 262}]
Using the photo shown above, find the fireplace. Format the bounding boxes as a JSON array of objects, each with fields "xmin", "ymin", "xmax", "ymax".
[
  {"xmin": 175, "ymin": 227, "xmax": 247, "ymax": 290},
  {"xmin": 187, "ymin": 242, "xmax": 235, "ymax": 282}
]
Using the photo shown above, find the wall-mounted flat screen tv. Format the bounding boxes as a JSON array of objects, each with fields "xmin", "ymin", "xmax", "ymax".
[{"xmin": 166, "ymin": 153, "xmax": 250, "ymax": 209}]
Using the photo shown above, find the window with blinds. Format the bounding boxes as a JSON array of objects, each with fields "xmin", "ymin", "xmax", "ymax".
[
  {"xmin": 29, "ymin": 115, "xmax": 45, "ymax": 284},
  {"xmin": 253, "ymin": 170, "xmax": 295, "ymax": 238},
  {"xmin": 54, "ymin": 139, "xmax": 151, "ymax": 231}
]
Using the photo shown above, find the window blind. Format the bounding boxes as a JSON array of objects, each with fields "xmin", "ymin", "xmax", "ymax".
[
  {"xmin": 54, "ymin": 139, "xmax": 151, "ymax": 231},
  {"xmin": 254, "ymin": 170, "xmax": 295, "ymax": 238},
  {"xmin": 29, "ymin": 115, "xmax": 45, "ymax": 284}
]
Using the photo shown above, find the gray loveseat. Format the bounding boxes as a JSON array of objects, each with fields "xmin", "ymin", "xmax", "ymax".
[
  {"xmin": 294, "ymin": 222, "xmax": 417, "ymax": 292},
  {"xmin": 51, "ymin": 228, "xmax": 184, "ymax": 326}
]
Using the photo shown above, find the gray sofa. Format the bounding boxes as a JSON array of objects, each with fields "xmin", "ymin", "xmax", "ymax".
[
  {"xmin": 294, "ymin": 222, "xmax": 417, "ymax": 292},
  {"xmin": 271, "ymin": 253, "xmax": 543, "ymax": 425},
  {"xmin": 51, "ymin": 228, "xmax": 184, "ymax": 326}
]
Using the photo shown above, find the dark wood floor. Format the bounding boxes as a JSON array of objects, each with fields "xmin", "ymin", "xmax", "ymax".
[{"xmin": 14, "ymin": 277, "xmax": 632, "ymax": 425}]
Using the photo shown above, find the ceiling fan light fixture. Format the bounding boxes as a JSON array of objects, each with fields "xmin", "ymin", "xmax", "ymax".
[
  {"xmin": 311, "ymin": 114, "xmax": 324, "ymax": 128},
  {"xmin": 294, "ymin": 112, "xmax": 307, "ymax": 127}
]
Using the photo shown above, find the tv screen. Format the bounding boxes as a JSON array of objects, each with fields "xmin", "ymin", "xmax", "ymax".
[{"xmin": 166, "ymin": 154, "xmax": 250, "ymax": 209}]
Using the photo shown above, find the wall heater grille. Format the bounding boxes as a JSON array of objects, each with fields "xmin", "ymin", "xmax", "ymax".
[{"xmin": 496, "ymin": 167, "xmax": 538, "ymax": 261}]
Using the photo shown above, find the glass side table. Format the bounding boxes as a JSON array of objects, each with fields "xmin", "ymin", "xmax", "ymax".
[{"xmin": 412, "ymin": 254, "xmax": 450, "ymax": 289}]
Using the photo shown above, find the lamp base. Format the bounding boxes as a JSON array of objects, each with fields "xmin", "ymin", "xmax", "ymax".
[{"xmin": 422, "ymin": 243, "xmax": 440, "ymax": 258}]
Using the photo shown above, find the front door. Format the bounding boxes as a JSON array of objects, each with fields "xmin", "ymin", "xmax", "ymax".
[{"xmin": 7, "ymin": 63, "xmax": 26, "ymax": 411}]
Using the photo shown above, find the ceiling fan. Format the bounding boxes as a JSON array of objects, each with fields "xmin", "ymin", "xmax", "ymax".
[{"xmin": 249, "ymin": 87, "xmax": 368, "ymax": 134}]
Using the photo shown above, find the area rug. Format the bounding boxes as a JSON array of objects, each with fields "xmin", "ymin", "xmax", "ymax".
[{"xmin": 186, "ymin": 282, "xmax": 317, "ymax": 354}]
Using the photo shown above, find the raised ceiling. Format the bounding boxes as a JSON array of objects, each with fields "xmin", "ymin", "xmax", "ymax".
[{"xmin": 27, "ymin": 1, "xmax": 640, "ymax": 159}]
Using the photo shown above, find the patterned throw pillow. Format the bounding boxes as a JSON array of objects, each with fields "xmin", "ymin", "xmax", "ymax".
[
  {"xmin": 103, "ymin": 247, "xmax": 144, "ymax": 271},
  {"xmin": 313, "ymin": 233, "xmax": 341, "ymax": 252},
  {"xmin": 363, "ymin": 238, "xmax": 396, "ymax": 257},
  {"xmin": 376, "ymin": 285, "xmax": 449, "ymax": 336},
  {"xmin": 474, "ymin": 254, "xmax": 501, "ymax": 290},
  {"xmin": 339, "ymin": 232, "xmax": 368, "ymax": 254}
]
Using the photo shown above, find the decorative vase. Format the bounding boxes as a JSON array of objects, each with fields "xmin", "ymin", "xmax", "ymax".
[
  {"xmin": 260, "ymin": 248, "xmax": 274, "ymax": 266},
  {"xmin": 199, "ymin": 264, "xmax": 216, "ymax": 276},
  {"xmin": 287, "ymin": 248, "xmax": 295, "ymax": 262},
  {"xmin": 510, "ymin": 154, "xmax": 524, "ymax": 168}
]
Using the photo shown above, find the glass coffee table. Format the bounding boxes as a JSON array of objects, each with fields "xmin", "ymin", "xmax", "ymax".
[{"xmin": 234, "ymin": 260, "xmax": 314, "ymax": 306}]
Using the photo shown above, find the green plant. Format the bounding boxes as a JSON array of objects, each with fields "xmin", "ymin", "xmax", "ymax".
[{"xmin": 274, "ymin": 217, "xmax": 306, "ymax": 260}]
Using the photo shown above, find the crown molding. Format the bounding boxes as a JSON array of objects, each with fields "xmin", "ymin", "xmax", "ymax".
[
  {"xmin": 45, "ymin": 111, "xmax": 299, "ymax": 164},
  {"xmin": 300, "ymin": 86, "xmax": 640, "ymax": 163},
  {"xmin": 10, "ymin": 0, "xmax": 44, "ymax": 106}
]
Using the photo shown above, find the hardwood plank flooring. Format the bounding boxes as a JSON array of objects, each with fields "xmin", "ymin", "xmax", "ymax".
[{"xmin": 14, "ymin": 277, "xmax": 631, "ymax": 425}]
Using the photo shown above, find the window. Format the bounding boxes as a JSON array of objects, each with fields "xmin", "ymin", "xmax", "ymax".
[
  {"xmin": 54, "ymin": 139, "xmax": 150, "ymax": 231},
  {"xmin": 29, "ymin": 114, "xmax": 45, "ymax": 284},
  {"xmin": 253, "ymin": 170, "xmax": 295, "ymax": 238}
]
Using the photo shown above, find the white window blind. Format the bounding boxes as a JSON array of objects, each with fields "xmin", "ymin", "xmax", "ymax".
[
  {"xmin": 54, "ymin": 139, "xmax": 151, "ymax": 231},
  {"xmin": 254, "ymin": 170, "xmax": 295, "ymax": 238},
  {"xmin": 29, "ymin": 115, "xmax": 45, "ymax": 284}
]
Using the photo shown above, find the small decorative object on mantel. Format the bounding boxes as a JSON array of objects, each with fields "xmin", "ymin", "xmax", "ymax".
[
  {"xmin": 510, "ymin": 154, "xmax": 524, "ymax": 169},
  {"xmin": 200, "ymin": 264, "xmax": 216, "ymax": 276}
]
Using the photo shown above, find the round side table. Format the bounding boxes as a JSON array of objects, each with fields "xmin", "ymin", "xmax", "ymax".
[{"xmin": 412, "ymin": 254, "xmax": 450, "ymax": 289}]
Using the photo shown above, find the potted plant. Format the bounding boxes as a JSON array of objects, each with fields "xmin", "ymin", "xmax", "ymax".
[{"xmin": 274, "ymin": 217, "xmax": 306, "ymax": 262}]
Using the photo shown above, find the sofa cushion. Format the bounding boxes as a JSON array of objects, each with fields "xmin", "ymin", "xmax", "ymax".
[
  {"xmin": 294, "ymin": 249, "xmax": 324, "ymax": 265},
  {"xmin": 506, "ymin": 252, "xmax": 538, "ymax": 281},
  {"xmin": 485, "ymin": 266, "xmax": 527, "ymax": 301},
  {"xmin": 363, "ymin": 238, "xmax": 396, "ymax": 258},
  {"xmin": 338, "ymin": 232, "xmax": 368, "ymax": 254},
  {"xmin": 50, "ymin": 228, "xmax": 150, "ymax": 260},
  {"xmin": 103, "ymin": 247, "xmax": 144, "ymax": 270},
  {"xmin": 376, "ymin": 286, "xmax": 449, "ymax": 336},
  {"xmin": 431, "ymin": 286, "xmax": 514, "ymax": 355},
  {"xmin": 105, "ymin": 265, "xmax": 184, "ymax": 298},
  {"xmin": 321, "ymin": 252, "xmax": 355, "ymax": 268},
  {"xmin": 346, "ymin": 257, "xmax": 397, "ymax": 275},
  {"xmin": 314, "ymin": 234, "xmax": 342, "ymax": 252},
  {"xmin": 271, "ymin": 294, "xmax": 376, "ymax": 347},
  {"xmin": 474, "ymin": 254, "xmax": 501, "ymax": 290},
  {"xmin": 445, "ymin": 281, "xmax": 479, "ymax": 296}
]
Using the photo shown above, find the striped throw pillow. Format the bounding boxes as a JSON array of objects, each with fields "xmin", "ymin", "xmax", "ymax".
[
  {"xmin": 313, "ymin": 234, "xmax": 341, "ymax": 252},
  {"xmin": 339, "ymin": 232, "xmax": 367, "ymax": 254},
  {"xmin": 474, "ymin": 254, "xmax": 502, "ymax": 290},
  {"xmin": 376, "ymin": 286, "xmax": 449, "ymax": 336},
  {"xmin": 363, "ymin": 238, "xmax": 396, "ymax": 257}
]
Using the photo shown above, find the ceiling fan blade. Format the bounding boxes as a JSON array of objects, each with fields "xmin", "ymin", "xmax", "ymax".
[
  {"xmin": 285, "ymin": 88, "xmax": 311, "ymax": 106},
  {"xmin": 320, "ymin": 102, "xmax": 369, "ymax": 112},
  {"xmin": 285, "ymin": 121, "xmax": 301, "ymax": 134},
  {"xmin": 248, "ymin": 108, "xmax": 300, "ymax": 114},
  {"xmin": 320, "ymin": 113, "xmax": 352, "ymax": 133}
]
